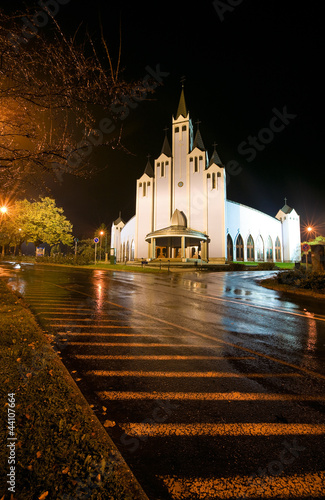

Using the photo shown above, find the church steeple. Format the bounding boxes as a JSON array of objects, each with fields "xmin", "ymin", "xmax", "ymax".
[
  {"xmin": 160, "ymin": 132, "xmax": 172, "ymax": 157},
  {"xmin": 143, "ymin": 156, "xmax": 154, "ymax": 177},
  {"xmin": 192, "ymin": 123, "xmax": 205, "ymax": 152},
  {"xmin": 175, "ymin": 87, "xmax": 187, "ymax": 119},
  {"xmin": 209, "ymin": 143, "xmax": 223, "ymax": 167}
]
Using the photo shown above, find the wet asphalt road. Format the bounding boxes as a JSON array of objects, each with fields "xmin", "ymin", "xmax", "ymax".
[{"xmin": 2, "ymin": 263, "xmax": 325, "ymax": 500}]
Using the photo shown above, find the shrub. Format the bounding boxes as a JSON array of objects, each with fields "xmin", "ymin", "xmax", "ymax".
[
  {"xmin": 258, "ymin": 262, "xmax": 275, "ymax": 270},
  {"xmin": 276, "ymin": 269, "xmax": 325, "ymax": 292},
  {"xmin": 229, "ymin": 262, "xmax": 246, "ymax": 271}
]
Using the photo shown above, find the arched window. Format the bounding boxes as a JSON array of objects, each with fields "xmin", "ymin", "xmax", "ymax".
[
  {"xmin": 266, "ymin": 236, "xmax": 273, "ymax": 262},
  {"xmin": 131, "ymin": 240, "xmax": 135, "ymax": 261},
  {"xmin": 227, "ymin": 234, "xmax": 233, "ymax": 261},
  {"xmin": 275, "ymin": 237, "xmax": 281, "ymax": 262},
  {"xmin": 126, "ymin": 241, "xmax": 130, "ymax": 261},
  {"xmin": 256, "ymin": 236, "xmax": 264, "ymax": 261},
  {"xmin": 247, "ymin": 235, "xmax": 254, "ymax": 261},
  {"xmin": 236, "ymin": 234, "xmax": 244, "ymax": 261}
]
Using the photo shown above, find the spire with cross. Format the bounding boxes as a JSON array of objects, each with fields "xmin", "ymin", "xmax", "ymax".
[
  {"xmin": 161, "ymin": 128, "xmax": 172, "ymax": 157},
  {"xmin": 175, "ymin": 80, "xmax": 187, "ymax": 119},
  {"xmin": 143, "ymin": 154, "xmax": 154, "ymax": 177},
  {"xmin": 209, "ymin": 142, "xmax": 223, "ymax": 167}
]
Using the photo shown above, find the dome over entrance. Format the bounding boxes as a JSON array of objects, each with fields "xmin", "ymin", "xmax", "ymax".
[{"xmin": 170, "ymin": 209, "xmax": 187, "ymax": 227}]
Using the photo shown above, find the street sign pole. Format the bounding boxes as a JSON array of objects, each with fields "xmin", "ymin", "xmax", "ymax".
[
  {"xmin": 301, "ymin": 243, "xmax": 310, "ymax": 270},
  {"xmin": 94, "ymin": 237, "xmax": 99, "ymax": 265}
]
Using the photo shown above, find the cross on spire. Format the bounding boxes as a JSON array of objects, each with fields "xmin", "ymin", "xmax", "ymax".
[
  {"xmin": 147, "ymin": 153, "xmax": 151, "ymax": 160},
  {"xmin": 163, "ymin": 126, "xmax": 169, "ymax": 135},
  {"xmin": 284, "ymin": 197, "xmax": 287, "ymax": 205},
  {"xmin": 180, "ymin": 75, "xmax": 186, "ymax": 87},
  {"xmin": 195, "ymin": 119, "xmax": 201, "ymax": 129},
  {"xmin": 212, "ymin": 142, "xmax": 218, "ymax": 149}
]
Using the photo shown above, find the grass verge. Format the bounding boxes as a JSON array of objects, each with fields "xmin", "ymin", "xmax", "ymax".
[
  {"xmin": 0, "ymin": 279, "xmax": 148, "ymax": 500},
  {"xmin": 260, "ymin": 269, "xmax": 325, "ymax": 298}
]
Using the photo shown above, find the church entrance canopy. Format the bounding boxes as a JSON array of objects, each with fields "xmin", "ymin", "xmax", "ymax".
[{"xmin": 145, "ymin": 225, "xmax": 208, "ymax": 260}]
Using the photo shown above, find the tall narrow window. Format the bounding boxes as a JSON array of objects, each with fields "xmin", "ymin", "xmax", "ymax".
[
  {"xmin": 212, "ymin": 173, "xmax": 216, "ymax": 189},
  {"xmin": 161, "ymin": 162, "xmax": 165, "ymax": 177},
  {"xmin": 275, "ymin": 236, "xmax": 281, "ymax": 262},
  {"xmin": 246, "ymin": 235, "xmax": 254, "ymax": 261},
  {"xmin": 227, "ymin": 234, "xmax": 233, "ymax": 262},
  {"xmin": 236, "ymin": 234, "xmax": 244, "ymax": 261},
  {"xmin": 266, "ymin": 236, "xmax": 273, "ymax": 261},
  {"xmin": 256, "ymin": 236, "xmax": 264, "ymax": 261},
  {"xmin": 143, "ymin": 183, "xmax": 146, "ymax": 197},
  {"xmin": 194, "ymin": 157, "xmax": 198, "ymax": 172}
]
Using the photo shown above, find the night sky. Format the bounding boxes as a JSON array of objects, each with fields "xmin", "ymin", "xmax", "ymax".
[{"xmin": 3, "ymin": 1, "xmax": 324, "ymax": 238}]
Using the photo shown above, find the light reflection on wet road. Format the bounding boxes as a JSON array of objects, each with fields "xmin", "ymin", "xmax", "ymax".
[{"xmin": 1, "ymin": 263, "xmax": 325, "ymax": 499}]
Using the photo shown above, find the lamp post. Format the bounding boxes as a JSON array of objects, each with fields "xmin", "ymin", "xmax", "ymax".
[
  {"xmin": 0, "ymin": 205, "xmax": 8, "ymax": 257},
  {"xmin": 99, "ymin": 231, "xmax": 104, "ymax": 261},
  {"xmin": 105, "ymin": 232, "xmax": 108, "ymax": 262}
]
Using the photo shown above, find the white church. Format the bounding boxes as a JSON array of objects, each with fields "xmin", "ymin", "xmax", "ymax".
[{"xmin": 111, "ymin": 88, "xmax": 301, "ymax": 264}]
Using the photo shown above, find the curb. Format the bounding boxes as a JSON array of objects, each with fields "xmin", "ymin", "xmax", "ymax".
[{"xmin": 51, "ymin": 349, "xmax": 150, "ymax": 500}]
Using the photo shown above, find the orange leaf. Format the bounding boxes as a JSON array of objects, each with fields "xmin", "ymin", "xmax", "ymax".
[
  {"xmin": 36, "ymin": 451, "xmax": 42, "ymax": 459},
  {"xmin": 38, "ymin": 492, "xmax": 49, "ymax": 500},
  {"xmin": 103, "ymin": 420, "xmax": 115, "ymax": 428},
  {"xmin": 62, "ymin": 466, "xmax": 69, "ymax": 474}
]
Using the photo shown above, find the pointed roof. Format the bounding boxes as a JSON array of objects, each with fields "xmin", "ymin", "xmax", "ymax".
[
  {"xmin": 280, "ymin": 204, "xmax": 293, "ymax": 214},
  {"xmin": 171, "ymin": 209, "xmax": 187, "ymax": 227},
  {"xmin": 175, "ymin": 87, "xmax": 187, "ymax": 119},
  {"xmin": 160, "ymin": 134, "xmax": 172, "ymax": 157},
  {"xmin": 143, "ymin": 158, "xmax": 154, "ymax": 178},
  {"xmin": 192, "ymin": 128, "xmax": 205, "ymax": 151},
  {"xmin": 209, "ymin": 144, "xmax": 224, "ymax": 167},
  {"xmin": 114, "ymin": 211, "xmax": 124, "ymax": 225}
]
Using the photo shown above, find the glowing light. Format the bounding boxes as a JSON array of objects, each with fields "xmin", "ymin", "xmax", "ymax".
[{"xmin": 0, "ymin": 206, "xmax": 8, "ymax": 214}]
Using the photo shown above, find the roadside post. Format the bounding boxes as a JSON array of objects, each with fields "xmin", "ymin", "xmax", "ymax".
[
  {"xmin": 74, "ymin": 237, "xmax": 78, "ymax": 258},
  {"xmin": 302, "ymin": 243, "xmax": 310, "ymax": 270},
  {"xmin": 94, "ymin": 237, "xmax": 99, "ymax": 265}
]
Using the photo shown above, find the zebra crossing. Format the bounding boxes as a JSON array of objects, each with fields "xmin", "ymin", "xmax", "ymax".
[{"xmin": 16, "ymin": 276, "xmax": 325, "ymax": 500}]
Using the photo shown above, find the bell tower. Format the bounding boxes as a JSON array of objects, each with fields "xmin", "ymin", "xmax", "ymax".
[{"xmin": 172, "ymin": 85, "xmax": 193, "ymax": 216}]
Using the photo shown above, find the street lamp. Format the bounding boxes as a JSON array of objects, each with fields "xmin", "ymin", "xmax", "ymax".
[
  {"xmin": 99, "ymin": 231, "xmax": 104, "ymax": 261},
  {"xmin": 307, "ymin": 226, "xmax": 315, "ymax": 241},
  {"xmin": 0, "ymin": 205, "xmax": 8, "ymax": 257}
]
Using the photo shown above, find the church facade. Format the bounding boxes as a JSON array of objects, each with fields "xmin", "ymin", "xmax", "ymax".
[{"xmin": 111, "ymin": 89, "xmax": 301, "ymax": 263}]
